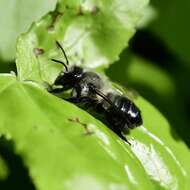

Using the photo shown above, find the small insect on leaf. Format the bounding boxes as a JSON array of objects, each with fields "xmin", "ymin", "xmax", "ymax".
[{"xmin": 48, "ymin": 41, "xmax": 143, "ymax": 144}]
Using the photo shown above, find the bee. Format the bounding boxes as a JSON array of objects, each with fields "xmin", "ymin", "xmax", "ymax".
[
  {"xmin": 90, "ymin": 88, "xmax": 142, "ymax": 144},
  {"xmin": 50, "ymin": 41, "xmax": 105, "ymax": 107},
  {"xmin": 50, "ymin": 41, "xmax": 143, "ymax": 144}
]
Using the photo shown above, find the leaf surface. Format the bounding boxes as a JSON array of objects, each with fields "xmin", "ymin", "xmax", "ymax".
[
  {"xmin": 0, "ymin": 75, "xmax": 189, "ymax": 189},
  {"xmin": 0, "ymin": 0, "xmax": 56, "ymax": 62},
  {"xmin": 0, "ymin": 74, "xmax": 155, "ymax": 190}
]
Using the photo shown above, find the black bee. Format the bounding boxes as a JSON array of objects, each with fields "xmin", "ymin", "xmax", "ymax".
[
  {"xmin": 91, "ymin": 89, "xmax": 142, "ymax": 143},
  {"xmin": 50, "ymin": 41, "xmax": 104, "ymax": 107},
  {"xmin": 50, "ymin": 41, "xmax": 142, "ymax": 143}
]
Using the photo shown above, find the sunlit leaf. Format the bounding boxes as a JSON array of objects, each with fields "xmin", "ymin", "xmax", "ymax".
[{"xmin": 0, "ymin": 0, "xmax": 56, "ymax": 62}]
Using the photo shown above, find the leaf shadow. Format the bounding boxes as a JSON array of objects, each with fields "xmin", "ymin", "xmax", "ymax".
[{"xmin": 0, "ymin": 136, "xmax": 36, "ymax": 190}]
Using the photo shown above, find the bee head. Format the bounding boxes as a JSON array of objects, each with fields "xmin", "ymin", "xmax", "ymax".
[{"xmin": 54, "ymin": 66, "xmax": 83, "ymax": 89}]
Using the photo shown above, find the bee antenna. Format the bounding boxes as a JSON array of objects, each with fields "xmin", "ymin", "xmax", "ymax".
[
  {"xmin": 51, "ymin": 58, "xmax": 68, "ymax": 72},
  {"xmin": 55, "ymin": 41, "xmax": 69, "ymax": 65}
]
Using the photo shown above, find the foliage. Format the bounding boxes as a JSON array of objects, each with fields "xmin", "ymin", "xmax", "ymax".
[
  {"xmin": 0, "ymin": 0, "xmax": 189, "ymax": 190},
  {"xmin": 0, "ymin": 0, "xmax": 56, "ymax": 62}
]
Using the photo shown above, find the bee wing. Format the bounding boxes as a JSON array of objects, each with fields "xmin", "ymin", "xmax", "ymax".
[{"xmin": 112, "ymin": 82, "xmax": 139, "ymax": 101}]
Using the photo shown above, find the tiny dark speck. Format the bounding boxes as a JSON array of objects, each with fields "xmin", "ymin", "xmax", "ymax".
[
  {"xmin": 33, "ymin": 48, "xmax": 44, "ymax": 56},
  {"xmin": 77, "ymin": 6, "xmax": 84, "ymax": 16},
  {"xmin": 91, "ymin": 6, "xmax": 99, "ymax": 15},
  {"xmin": 33, "ymin": 125, "xmax": 38, "ymax": 129}
]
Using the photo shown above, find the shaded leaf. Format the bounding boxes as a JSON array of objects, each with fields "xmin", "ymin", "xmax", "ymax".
[{"xmin": 150, "ymin": 0, "xmax": 190, "ymax": 64}]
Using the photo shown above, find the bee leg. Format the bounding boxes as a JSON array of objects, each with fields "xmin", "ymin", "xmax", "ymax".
[
  {"xmin": 82, "ymin": 99, "xmax": 96, "ymax": 109},
  {"xmin": 66, "ymin": 97, "xmax": 81, "ymax": 103},
  {"xmin": 41, "ymin": 80, "xmax": 63, "ymax": 94},
  {"xmin": 110, "ymin": 122, "xmax": 131, "ymax": 145},
  {"xmin": 48, "ymin": 87, "xmax": 64, "ymax": 93},
  {"xmin": 121, "ymin": 133, "xmax": 131, "ymax": 145},
  {"xmin": 70, "ymin": 97, "xmax": 91, "ymax": 106},
  {"xmin": 67, "ymin": 86, "xmax": 90, "ymax": 104},
  {"xmin": 66, "ymin": 88, "xmax": 81, "ymax": 103},
  {"xmin": 117, "ymin": 130, "xmax": 131, "ymax": 145},
  {"xmin": 94, "ymin": 102, "xmax": 104, "ymax": 113}
]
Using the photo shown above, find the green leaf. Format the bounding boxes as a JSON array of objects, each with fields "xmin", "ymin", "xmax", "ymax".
[
  {"xmin": 0, "ymin": 74, "xmax": 190, "ymax": 189},
  {"xmin": 0, "ymin": 0, "xmax": 56, "ymax": 62},
  {"xmin": 149, "ymin": 0, "xmax": 190, "ymax": 64},
  {"xmin": 3, "ymin": 0, "xmax": 190, "ymax": 189},
  {"xmin": 107, "ymin": 51, "xmax": 190, "ymax": 146},
  {"xmin": 129, "ymin": 96, "xmax": 190, "ymax": 190},
  {"xmin": 0, "ymin": 74, "xmax": 155, "ymax": 190},
  {"xmin": 16, "ymin": 0, "xmax": 149, "ymax": 84}
]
